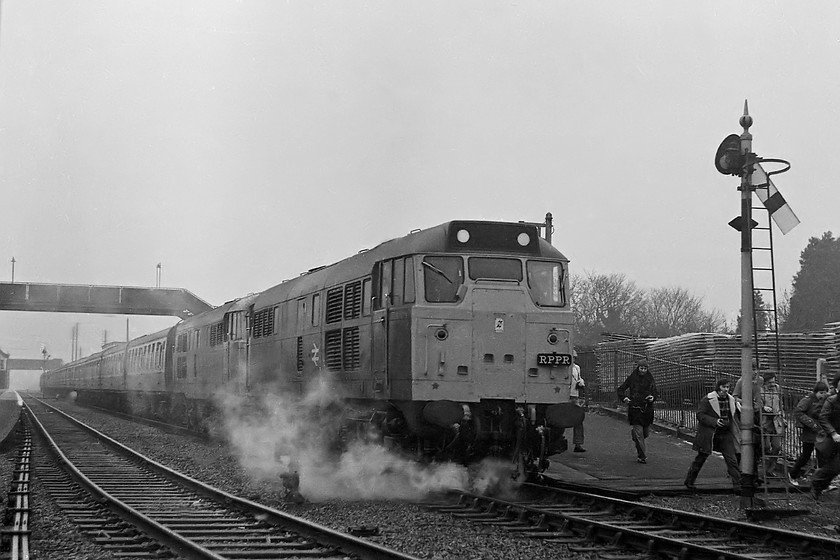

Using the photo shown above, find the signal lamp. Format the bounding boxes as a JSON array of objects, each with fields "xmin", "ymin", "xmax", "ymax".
[{"xmin": 715, "ymin": 134, "xmax": 745, "ymax": 176}]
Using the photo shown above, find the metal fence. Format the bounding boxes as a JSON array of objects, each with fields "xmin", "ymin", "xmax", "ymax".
[{"xmin": 579, "ymin": 348, "xmax": 819, "ymax": 462}]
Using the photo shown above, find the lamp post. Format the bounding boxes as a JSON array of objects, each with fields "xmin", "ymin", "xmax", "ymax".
[
  {"xmin": 156, "ymin": 262, "xmax": 162, "ymax": 288},
  {"xmin": 10, "ymin": 257, "xmax": 15, "ymax": 283}
]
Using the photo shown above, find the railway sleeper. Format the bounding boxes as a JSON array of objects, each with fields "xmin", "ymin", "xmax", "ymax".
[
  {"xmin": 451, "ymin": 512, "xmax": 500, "ymax": 519},
  {"xmin": 191, "ymin": 535, "xmax": 299, "ymax": 543},
  {"xmin": 519, "ymin": 530, "xmax": 577, "ymax": 538},
  {"xmin": 201, "ymin": 542, "xmax": 321, "ymax": 551}
]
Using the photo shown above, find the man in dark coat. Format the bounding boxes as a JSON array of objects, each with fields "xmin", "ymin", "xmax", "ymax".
[
  {"xmin": 789, "ymin": 381, "xmax": 829, "ymax": 484},
  {"xmin": 811, "ymin": 375, "xmax": 840, "ymax": 499},
  {"xmin": 684, "ymin": 378, "xmax": 741, "ymax": 493},
  {"xmin": 617, "ymin": 358, "xmax": 659, "ymax": 463}
]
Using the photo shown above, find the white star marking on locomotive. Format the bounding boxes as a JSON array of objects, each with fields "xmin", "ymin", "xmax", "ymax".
[{"xmin": 310, "ymin": 343, "xmax": 320, "ymax": 366}]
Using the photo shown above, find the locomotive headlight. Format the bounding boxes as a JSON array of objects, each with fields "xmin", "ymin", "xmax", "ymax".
[
  {"xmin": 517, "ymin": 232, "xmax": 530, "ymax": 246},
  {"xmin": 547, "ymin": 332, "xmax": 559, "ymax": 345},
  {"xmin": 435, "ymin": 327, "xmax": 449, "ymax": 341},
  {"xmin": 456, "ymin": 229, "xmax": 470, "ymax": 243}
]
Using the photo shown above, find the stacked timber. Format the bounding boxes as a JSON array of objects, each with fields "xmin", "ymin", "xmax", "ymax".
[
  {"xmin": 594, "ymin": 325, "xmax": 840, "ymax": 399},
  {"xmin": 593, "ymin": 337, "xmax": 654, "ymax": 397}
]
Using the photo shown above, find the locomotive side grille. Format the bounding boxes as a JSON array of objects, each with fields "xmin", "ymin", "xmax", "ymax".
[
  {"xmin": 326, "ymin": 288, "xmax": 343, "ymax": 323},
  {"xmin": 343, "ymin": 281, "xmax": 362, "ymax": 319},
  {"xmin": 325, "ymin": 329, "xmax": 342, "ymax": 370},
  {"xmin": 343, "ymin": 327, "xmax": 360, "ymax": 370},
  {"xmin": 176, "ymin": 333, "xmax": 188, "ymax": 352},
  {"xmin": 209, "ymin": 322, "xmax": 225, "ymax": 346},
  {"xmin": 252, "ymin": 307, "xmax": 275, "ymax": 339},
  {"xmin": 296, "ymin": 337, "xmax": 304, "ymax": 372}
]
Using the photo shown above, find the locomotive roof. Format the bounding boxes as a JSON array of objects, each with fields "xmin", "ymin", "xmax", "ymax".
[{"xmin": 253, "ymin": 219, "xmax": 568, "ymax": 310}]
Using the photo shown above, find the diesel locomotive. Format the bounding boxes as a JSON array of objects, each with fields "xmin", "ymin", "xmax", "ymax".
[{"xmin": 41, "ymin": 218, "xmax": 580, "ymax": 471}]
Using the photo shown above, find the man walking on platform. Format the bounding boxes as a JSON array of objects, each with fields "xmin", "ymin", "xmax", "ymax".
[
  {"xmin": 789, "ymin": 381, "xmax": 829, "ymax": 485},
  {"xmin": 684, "ymin": 379, "xmax": 741, "ymax": 493},
  {"xmin": 568, "ymin": 350, "xmax": 586, "ymax": 453},
  {"xmin": 617, "ymin": 358, "xmax": 659, "ymax": 464},
  {"xmin": 811, "ymin": 375, "xmax": 840, "ymax": 500}
]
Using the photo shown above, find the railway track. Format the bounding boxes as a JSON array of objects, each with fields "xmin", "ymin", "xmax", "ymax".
[
  {"xmin": 425, "ymin": 483, "xmax": 840, "ymax": 559},
  {"xmin": 24, "ymin": 397, "xmax": 419, "ymax": 560}
]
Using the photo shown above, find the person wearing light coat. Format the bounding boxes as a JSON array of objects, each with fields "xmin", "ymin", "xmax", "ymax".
[{"xmin": 684, "ymin": 378, "xmax": 742, "ymax": 494}]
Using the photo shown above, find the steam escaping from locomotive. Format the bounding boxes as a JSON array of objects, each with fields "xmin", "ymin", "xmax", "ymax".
[{"xmin": 217, "ymin": 377, "xmax": 470, "ymax": 501}]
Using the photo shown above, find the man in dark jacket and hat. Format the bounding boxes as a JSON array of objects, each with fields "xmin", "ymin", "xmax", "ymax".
[
  {"xmin": 617, "ymin": 358, "xmax": 659, "ymax": 463},
  {"xmin": 789, "ymin": 381, "xmax": 829, "ymax": 484},
  {"xmin": 684, "ymin": 378, "xmax": 741, "ymax": 493},
  {"xmin": 811, "ymin": 375, "xmax": 840, "ymax": 499}
]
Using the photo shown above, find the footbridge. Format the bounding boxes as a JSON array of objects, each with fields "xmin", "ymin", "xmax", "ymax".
[{"xmin": 0, "ymin": 282, "xmax": 213, "ymax": 320}]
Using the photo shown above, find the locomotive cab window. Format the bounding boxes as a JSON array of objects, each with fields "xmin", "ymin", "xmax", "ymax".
[
  {"xmin": 468, "ymin": 257, "xmax": 523, "ymax": 281},
  {"xmin": 312, "ymin": 293, "xmax": 321, "ymax": 326},
  {"xmin": 526, "ymin": 260, "xmax": 567, "ymax": 307},
  {"xmin": 362, "ymin": 278, "xmax": 372, "ymax": 315},
  {"xmin": 422, "ymin": 256, "xmax": 464, "ymax": 303}
]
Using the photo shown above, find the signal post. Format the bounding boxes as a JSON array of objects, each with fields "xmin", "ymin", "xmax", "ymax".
[
  {"xmin": 716, "ymin": 102, "xmax": 798, "ymax": 510},
  {"xmin": 736, "ymin": 106, "xmax": 758, "ymax": 508},
  {"xmin": 714, "ymin": 102, "xmax": 759, "ymax": 508}
]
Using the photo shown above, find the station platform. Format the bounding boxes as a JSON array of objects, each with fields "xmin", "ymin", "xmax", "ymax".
[
  {"xmin": 544, "ymin": 407, "xmax": 738, "ymax": 494},
  {"xmin": 0, "ymin": 390, "xmax": 22, "ymax": 449}
]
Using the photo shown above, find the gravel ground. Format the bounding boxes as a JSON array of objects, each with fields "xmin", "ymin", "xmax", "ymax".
[
  {"xmin": 644, "ymin": 488, "xmax": 840, "ymax": 540},
  {"xmin": 13, "ymin": 397, "xmax": 840, "ymax": 558}
]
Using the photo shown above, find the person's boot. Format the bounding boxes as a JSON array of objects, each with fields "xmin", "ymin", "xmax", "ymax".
[{"xmin": 684, "ymin": 466, "xmax": 699, "ymax": 491}]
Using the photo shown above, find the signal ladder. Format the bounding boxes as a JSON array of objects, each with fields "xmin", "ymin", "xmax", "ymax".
[{"xmin": 750, "ymin": 183, "xmax": 791, "ymax": 504}]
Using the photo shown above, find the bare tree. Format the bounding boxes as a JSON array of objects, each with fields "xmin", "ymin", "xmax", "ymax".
[
  {"xmin": 571, "ymin": 271, "xmax": 645, "ymax": 346},
  {"xmin": 640, "ymin": 287, "xmax": 726, "ymax": 337},
  {"xmin": 571, "ymin": 273, "xmax": 727, "ymax": 346}
]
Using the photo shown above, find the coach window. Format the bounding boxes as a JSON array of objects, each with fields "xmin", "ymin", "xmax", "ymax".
[
  {"xmin": 526, "ymin": 261, "xmax": 567, "ymax": 307},
  {"xmin": 422, "ymin": 256, "xmax": 464, "ymax": 303},
  {"xmin": 362, "ymin": 278, "xmax": 372, "ymax": 315},
  {"xmin": 312, "ymin": 293, "xmax": 321, "ymax": 326}
]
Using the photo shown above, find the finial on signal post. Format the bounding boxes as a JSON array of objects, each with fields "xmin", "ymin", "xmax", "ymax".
[{"xmin": 740, "ymin": 99, "xmax": 753, "ymax": 131}]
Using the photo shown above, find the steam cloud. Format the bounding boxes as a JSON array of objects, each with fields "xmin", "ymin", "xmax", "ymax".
[{"xmin": 217, "ymin": 378, "xmax": 473, "ymax": 501}]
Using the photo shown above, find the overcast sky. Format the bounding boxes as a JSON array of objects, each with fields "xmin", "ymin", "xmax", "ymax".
[{"xmin": 2, "ymin": 1, "xmax": 839, "ymax": 365}]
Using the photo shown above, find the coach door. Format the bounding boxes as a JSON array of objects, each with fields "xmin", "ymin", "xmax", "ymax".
[
  {"xmin": 224, "ymin": 310, "xmax": 249, "ymax": 391},
  {"xmin": 371, "ymin": 262, "xmax": 391, "ymax": 391},
  {"xmin": 471, "ymin": 287, "xmax": 526, "ymax": 398},
  {"xmin": 164, "ymin": 327, "xmax": 177, "ymax": 389}
]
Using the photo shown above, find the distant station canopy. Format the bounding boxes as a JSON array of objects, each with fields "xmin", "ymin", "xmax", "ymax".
[{"xmin": 0, "ymin": 282, "xmax": 213, "ymax": 319}]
